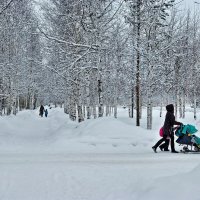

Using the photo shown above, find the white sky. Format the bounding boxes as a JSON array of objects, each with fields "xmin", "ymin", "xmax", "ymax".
[{"xmin": 182, "ymin": 0, "xmax": 200, "ymax": 10}]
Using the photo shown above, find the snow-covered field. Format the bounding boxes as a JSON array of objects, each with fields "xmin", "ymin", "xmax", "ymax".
[{"xmin": 0, "ymin": 106, "xmax": 200, "ymax": 200}]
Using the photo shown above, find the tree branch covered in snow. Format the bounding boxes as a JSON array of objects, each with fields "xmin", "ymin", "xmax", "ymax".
[
  {"xmin": 0, "ymin": 0, "xmax": 15, "ymax": 15},
  {"xmin": 1, "ymin": 0, "xmax": 200, "ymax": 128}
]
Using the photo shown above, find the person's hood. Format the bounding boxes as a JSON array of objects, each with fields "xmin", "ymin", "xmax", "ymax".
[{"xmin": 166, "ymin": 104, "xmax": 174, "ymax": 112}]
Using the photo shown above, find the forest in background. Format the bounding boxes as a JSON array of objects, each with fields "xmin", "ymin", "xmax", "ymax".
[{"xmin": 0, "ymin": 0, "xmax": 200, "ymax": 129}]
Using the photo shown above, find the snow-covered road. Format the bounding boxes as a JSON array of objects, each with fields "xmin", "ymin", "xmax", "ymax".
[
  {"xmin": 0, "ymin": 152, "xmax": 198, "ymax": 165},
  {"xmin": 0, "ymin": 152, "xmax": 199, "ymax": 200}
]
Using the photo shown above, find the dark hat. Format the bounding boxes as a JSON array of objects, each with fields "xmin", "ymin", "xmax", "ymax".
[{"xmin": 166, "ymin": 104, "xmax": 174, "ymax": 112}]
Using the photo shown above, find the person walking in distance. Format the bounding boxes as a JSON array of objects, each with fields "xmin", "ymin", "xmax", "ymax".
[
  {"xmin": 152, "ymin": 104, "xmax": 182, "ymax": 153},
  {"xmin": 39, "ymin": 105, "xmax": 45, "ymax": 117},
  {"xmin": 44, "ymin": 109, "xmax": 48, "ymax": 117}
]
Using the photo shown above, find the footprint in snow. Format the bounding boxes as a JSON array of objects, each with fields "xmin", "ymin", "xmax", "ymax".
[
  {"xmin": 90, "ymin": 143, "xmax": 96, "ymax": 146},
  {"xmin": 131, "ymin": 143, "xmax": 137, "ymax": 147}
]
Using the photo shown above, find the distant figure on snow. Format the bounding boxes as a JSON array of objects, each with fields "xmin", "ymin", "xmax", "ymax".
[
  {"xmin": 39, "ymin": 105, "xmax": 45, "ymax": 117},
  {"xmin": 44, "ymin": 109, "xmax": 48, "ymax": 117}
]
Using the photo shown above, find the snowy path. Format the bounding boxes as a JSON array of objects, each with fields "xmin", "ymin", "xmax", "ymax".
[
  {"xmin": 0, "ymin": 152, "xmax": 198, "ymax": 165},
  {"xmin": 0, "ymin": 152, "xmax": 199, "ymax": 200}
]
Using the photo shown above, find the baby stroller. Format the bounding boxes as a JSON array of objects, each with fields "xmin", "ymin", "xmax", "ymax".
[{"xmin": 175, "ymin": 124, "xmax": 200, "ymax": 153}]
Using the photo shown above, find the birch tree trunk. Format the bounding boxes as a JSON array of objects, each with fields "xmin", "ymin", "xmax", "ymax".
[
  {"xmin": 129, "ymin": 87, "xmax": 134, "ymax": 118},
  {"xmin": 179, "ymin": 95, "xmax": 183, "ymax": 118},
  {"xmin": 93, "ymin": 105, "xmax": 97, "ymax": 119},
  {"xmin": 13, "ymin": 98, "xmax": 17, "ymax": 115},
  {"xmin": 0, "ymin": 99, "xmax": 2, "ymax": 116},
  {"xmin": 33, "ymin": 93, "xmax": 37, "ymax": 110},
  {"xmin": 147, "ymin": 99, "xmax": 152, "ymax": 129},
  {"xmin": 77, "ymin": 105, "xmax": 84, "ymax": 122},
  {"xmin": 17, "ymin": 96, "xmax": 20, "ymax": 112},
  {"xmin": 194, "ymin": 88, "xmax": 197, "ymax": 120},
  {"xmin": 7, "ymin": 79, "xmax": 12, "ymax": 115},
  {"xmin": 98, "ymin": 76, "xmax": 103, "ymax": 117},
  {"xmin": 86, "ymin": 72, "xmax": 91, "ymax": 119},
  {"xmin": 77, "ymin": 78, "xmax": 84, "ymax": 123},
  {"xmin": 160, "ymin": 102, "xmax": 162, "ymax": 118},
  {"xmin": 147, "ymin": 77, "xmax": 152, "ymax": 129},
  {"xmin": 192, "ymin": 9, "xmax": 197, "ymax": 120},
  {"xmin": 183, "ymin": 92, "xmax": 186, "ymax": 118},
  {"xmin": 114, "ymin": 68, "xmax": 119, "ymax": 118},
  {"xmin": 146, "ymin": 42, "xmax": 153, "ymax": 129},
  {"xmin": 69, "ymin": 95, "xmax": 76, "ymax": 121},
  {"xmin": 64, "ymin": 99, "xmax": 68, "ymax": 114},
  {"xmin": 106, "ymin": 105, "xmax": 109, "ymax": 116},
  {"xmin": 0, "ymin": 78, "xmax": 2, "ymax": 116},
  {"xmin": 83, "ymin": 105, "xmax": 85, "ymax": 119},
  {"xmin": 174, "ymin": 57, "xmax": 181, "ymax": 119},
  {"xmin": 174, "ymin": 94, "xmax": 178, "ymax": 119}
]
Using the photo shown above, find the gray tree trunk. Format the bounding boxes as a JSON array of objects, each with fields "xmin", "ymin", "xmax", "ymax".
[
  {"xmin": 183, "ymin": 93, "xmax": 186, "ymax": 119},
  {"xmin": 69, "ymin": 93, "xmax": 76, "ymax": 121},
  {"xmin": 86, "ymin": 73, "xmax": 91, "ymax": 119},
  {"xmin": 106, "ymin": 105, "xmax": 109, "ymax": 116},
  {"xmin": 0, "ymin": 98, "xmax": 2, "ymax": 116},
  {"xmin": 64, "ymin": 99, "xmax": 68, "ymax": 114},
  {"xmin": 179, "ymin": 95, "xmax": 183, "ymax": 118},
  {"xmin": 98, "ymin": 76, "xmax": 103, "ymax": 117},
  {"xmin": 160, "ymin": 103, "xmax": 162, "ymax": 118},
  {"xmin": 136, "ymin": 0, "xmax": 141, "ymax": 126},
  {"xmin": 13, "ymin": 98, "xmax": 17, "ymax": 115},
  {"xmin": 147, "ymin": 98, "xmax": 152, "ymax": 130},
  {"xmin": 130, "ymin": 87, "xmax": 134, "ymax": 118},
  {"xmin": 77, "ymin": 79, "xmax": 84, "ymax": 123},
  {"xmin": 194, "ymin": 88, "xmax": 197, "ymax": 120},
  {"xmin": 93, "ymin": 105, "xmax": 97, "ymax": 119}
]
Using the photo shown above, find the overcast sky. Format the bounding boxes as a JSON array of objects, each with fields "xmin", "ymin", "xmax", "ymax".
[{"xmin": 182, "ymin": 0, "xmax": 200, "ymax": 10}]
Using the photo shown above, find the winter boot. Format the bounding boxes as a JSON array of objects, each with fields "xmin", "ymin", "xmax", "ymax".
[
  {"xmin": 159, "ymin": 146, "xmax": 163, "ymax": 151},
  {"xmin": 152, "ymin": 146, "xmax": 157, "ymax": 153}
]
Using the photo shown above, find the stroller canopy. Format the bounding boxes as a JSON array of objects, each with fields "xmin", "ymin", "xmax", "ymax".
[
  {"xmin": 175, "ymin": 124, "xmax": 198, "ymax": 137},
  {"xmin": 175, "ymin": 124, "xmax": 200, "ymax": 147}
]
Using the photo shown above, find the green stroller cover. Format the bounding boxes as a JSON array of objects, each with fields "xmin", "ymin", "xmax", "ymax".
[
  {"xmin": 175, "ymin": 124, "xmax": 198, "ymax": 137},
  {"xmin": 175, "ymin": 124, "xmax": 200, "ymax": 146}
]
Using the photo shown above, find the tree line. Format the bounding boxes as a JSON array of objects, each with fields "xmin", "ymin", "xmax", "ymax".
[{"xmin": 0, "ymin": 0, "xmax": 200, "ymax": 129}]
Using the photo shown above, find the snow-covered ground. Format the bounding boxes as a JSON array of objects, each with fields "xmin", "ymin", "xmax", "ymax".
[{"xmin": 0, "ymin": 106, "xmax": 200, "ymax": 200}]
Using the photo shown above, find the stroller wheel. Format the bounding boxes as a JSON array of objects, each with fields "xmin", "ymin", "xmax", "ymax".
[
  {"xmin": 183, "ymin": 146, "xmax": 189, "ymax": 152},
  {"xmin": 194, "ymin": 146, "xmax": 200, "ymax": 152}
]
